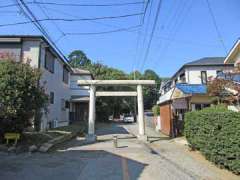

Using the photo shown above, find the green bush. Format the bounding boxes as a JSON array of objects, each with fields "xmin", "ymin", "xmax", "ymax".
[
  {"xmin": 152, "ymin": 105, "xmax": 160, "ymax": 116},
  {"xmin": 0, "ymin": 60, "xmax": 48, "ymax": 137},
  {"xmin": 184, "ymin": 105, "xmax": 240, "ymax": 174}
]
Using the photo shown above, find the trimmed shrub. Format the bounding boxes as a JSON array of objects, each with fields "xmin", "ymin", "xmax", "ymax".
[{"xmin": 184, "ymin": 105, "xmax": 240, "ymax": 174}]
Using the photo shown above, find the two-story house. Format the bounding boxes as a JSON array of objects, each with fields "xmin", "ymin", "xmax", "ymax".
[
  {"xmin": 69, "ymin": 68, "xmax": 94, "ymax": 123},
  {"xmin": 157, "ymin": 57, "xmax": 234, "ymax": 136},
  {"xmin": 0, "ymin": 35, "xmax": 93, "ymax": 130}
]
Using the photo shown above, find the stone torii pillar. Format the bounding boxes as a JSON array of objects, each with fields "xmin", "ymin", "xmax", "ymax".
[
  {"xmin": 86, "ymin": 85, "xmax": 96, "ymax": 142},
  {"xmin": 137, "ymin": 84, "xmax": 146, "ymax": 140}
]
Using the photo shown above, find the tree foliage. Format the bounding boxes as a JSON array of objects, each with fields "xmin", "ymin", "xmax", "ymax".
[
  {"xmin": 68, "ymin": 50, "xmax": 91, "ymax": 67},
  {"xmin": 0, "ymin": 60, "xmax": 48, "ymax": 136},
  {"xmin": 68, "ymin": 50, "xmax": 164, "ymax": 120},
  {"xmin": 207, "ymin": 78, "xmax": 240, "ymax": 104}
]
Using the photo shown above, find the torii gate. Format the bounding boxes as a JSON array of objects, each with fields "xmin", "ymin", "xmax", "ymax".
[{"xmin": 77, "ymin": 80, "xmax": 156, "ymax": 142}]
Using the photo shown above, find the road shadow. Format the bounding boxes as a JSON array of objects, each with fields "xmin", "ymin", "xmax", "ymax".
[{"xmin": 0, "ymin": 149, "xmax": 148, "ymax": 180}]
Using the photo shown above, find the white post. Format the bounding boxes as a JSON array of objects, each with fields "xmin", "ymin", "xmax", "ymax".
[
  {"xmin": 87, "ymin": 85, "xmax": 96, "ymax": 141},
  {"xmin": 137, "ymin": 85, "xmax": 146, "ymax": 140}
]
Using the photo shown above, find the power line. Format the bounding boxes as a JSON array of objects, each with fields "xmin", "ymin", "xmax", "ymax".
[
  {"xmin": 139, "ymin": 0, "xmax": 163, "ymax": 71},
  {"xmin": 132, "ymin": 0, "xmax": 147, "ymax": 78},
  {"xmin": 0, "ymin": 3, "xmax": 19, "ymax": 8},
  {"xmin": 141, "ymin": 0, "xmax": 150, "ymax": 24},
  {"xmin": 16, "ymin": 0, "xmax": 68, "ymax": 61},
  {"xmin": 0, "ymin": 10, "xmax": 20, "ymax": 14},
  {"xmin": 44, "ymin": 6, "xmax": 141, "ymax": 33},
  {"xmin": 0, "ymin": 12, "xmax": 144, "ymax": 27},
  {"xmin": 65, "ymin": 25, "xmax": 141, "ymax": 36},
  {"xmin": 44, "ymin": 5, "xmax": 218, "ymax": 48},
  {"xmin": 0, "ymin": 1, "xmax": 147, "ymax": 8},
  {"xmin": 35, "ymin": 0, "xmax": 65, "ymax": 37},
  {"xmin": 54, "ymin": 25, "xmax": 141, "ymax": 43},
  {"xmin": 205, "ymin": 0, "xmax": 227, "ymax": 54},
  {"xmin": 40, "ymin": 7, "xmax": 142, "ymax": 43},
  {"xmin": 137, "ymin": 0, "xmax": 154, "ymax": 70},
  {"xmin": 152, "ymin": 0, "xmax": 192, "ymax": 67},
  {"xmin": 30, "ymin": 1, "xmax": 147, "ymax": 7}
]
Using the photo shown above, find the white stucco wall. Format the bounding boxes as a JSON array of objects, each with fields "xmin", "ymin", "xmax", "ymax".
[
  {"xmin": 158, "ymin": 87, "xmax": 174, "ymax": 104},
  {"xmin": 70, "ymin": 74, "xmax": 91, "ymax": 97},
  {"xmin": 39, "ymin": 44, "xmax": 71, "ymax": 129},
  {"xmin": 185, "ymin": 66, "xmax": 233, "ymax": 84},
  {"xmin": 21, "ymin": 40, "xmax": 40, "ymax": 68}
]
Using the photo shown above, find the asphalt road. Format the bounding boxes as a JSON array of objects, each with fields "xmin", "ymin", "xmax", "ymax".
[{"xmin": 0, "ymin": 123, "xmax": 238, "ymax": 180}]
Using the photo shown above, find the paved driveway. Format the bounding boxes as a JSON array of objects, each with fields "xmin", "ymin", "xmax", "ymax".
[{"xmin": 0, "ymin": 123, "xmax": 238, "ymax": 180}]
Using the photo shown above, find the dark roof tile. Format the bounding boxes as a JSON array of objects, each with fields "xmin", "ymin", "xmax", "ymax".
[{"xmin": 185, "ymin": 57, "xmax": 225, "ymax": 66}]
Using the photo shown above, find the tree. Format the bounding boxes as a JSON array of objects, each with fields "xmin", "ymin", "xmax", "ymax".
[
  {"xmin": 143, "ymin": 69, "xmax": 161, "ymax": 88},
  {"xmin": 142, "ymin": 69, "xmax": 161, "ymax": 110},
  {"xmin": 0, "ymin": 60, "xmax": 48, "ymax": 137},
  {"xmin": 68, "ymin": 50, "xmax": 91, "ymax": 67},
  {"xmin": 68, "ymin": 50, "xmax": 165, "ymax": 120},
  {"xmin": 128, "ymin": 70, "xmax": 143, "ymax": 80},
  {"xmin": 207, "ymin": 78, "xmax": 239, "ymax": 104}
]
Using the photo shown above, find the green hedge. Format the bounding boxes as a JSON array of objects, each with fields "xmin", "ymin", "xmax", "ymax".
[{"xmin": 184, "ymin": 105, "xmax": 240, "ymax": 174}]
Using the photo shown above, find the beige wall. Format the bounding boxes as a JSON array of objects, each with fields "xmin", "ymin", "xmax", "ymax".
[
  {"xmin": 39, "ymin": 43, "xmax": 71, "ymax": 129},
  {"xmin": 190, "ymin": 95, "xmax": 215, "ymax": 104}
]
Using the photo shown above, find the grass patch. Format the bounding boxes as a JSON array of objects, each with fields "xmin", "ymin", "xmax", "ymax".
[
  {"xmin": 0, "ymin": 122, "xmax": 87, "ymax": 149},
  {"xmin": 50, "ymin": 122, "xmax": 87, "ymax": 136}
]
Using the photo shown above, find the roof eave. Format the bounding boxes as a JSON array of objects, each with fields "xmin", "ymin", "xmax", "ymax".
[
  {"xmin": 224, "ymin": 39, "xmax": 240, "ymax": 64},
  {"xmin": 0, "ymin": 35, "xmax": 73, "ymax": 72}
]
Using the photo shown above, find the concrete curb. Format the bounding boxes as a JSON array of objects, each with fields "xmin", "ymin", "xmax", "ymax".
[{"xmin": 38, "ymin": 132, "xmax": 78, "ymax": 153}]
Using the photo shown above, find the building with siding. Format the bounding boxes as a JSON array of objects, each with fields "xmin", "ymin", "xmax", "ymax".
[
  {"xmin": 157, "ymin": 57, "xmax": 234, "ymax": 136},
  {"xmin": 0, "ymin": 35, "xmax": 93, "ymax": 130}
]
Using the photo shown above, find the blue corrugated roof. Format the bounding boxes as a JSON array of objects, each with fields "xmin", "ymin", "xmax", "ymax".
[{"xmin": 176, "ymin": 84, "xmax": 207, "ymax": 94}]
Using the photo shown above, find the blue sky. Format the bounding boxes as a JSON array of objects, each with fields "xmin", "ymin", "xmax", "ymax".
[{"xmin": 0, "ymin": 0, "xmax": 239, "ymax": 77}]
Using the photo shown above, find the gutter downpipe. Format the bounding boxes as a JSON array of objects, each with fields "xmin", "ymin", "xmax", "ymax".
[{"xmin": 169, "ymin": 86, "xmax": 176, "ymax": 137}]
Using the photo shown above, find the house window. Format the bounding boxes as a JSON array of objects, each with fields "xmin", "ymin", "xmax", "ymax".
[
  {"xmin": 50, "ymin": 92, "xmax": 54, "ymax": 104},
  {"xmin": 195, "ymin": 104, "xmax": 202, "ymax": 110},
  {"xmin": 0, "ymin": 44, "xmax": 21, "ymax": 62},
  {"xmin": 174, "ymin": 79, "xmax": 178, "ymax": 84},
  {"xmin": 45, "ymin": 49, "xmax": 55, "ymax": 73},
  {"xmin": 179, "ymin": 73, "xmax": 186, "ymax": 83},
  {"xmin": 63, "ymin": 66, "xmax": 69, "ymax": 84},
  {"xmin": 61, "ymin": 99, "xmax": 66, "ymax": 111},
  {"xmin": 65, "ymin": 101, "xmax": 70, "ymax": 109},
  {"xmin": 201, "ymin": 71, "xmax": 207, "ymax": 84},
  {"xmin": 216, "ymin": 70, "xmax": 222, "ymax": 76},
  {"xmin": 203, "ymin": 104, "xmax": 210, "ymax": 108}
]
